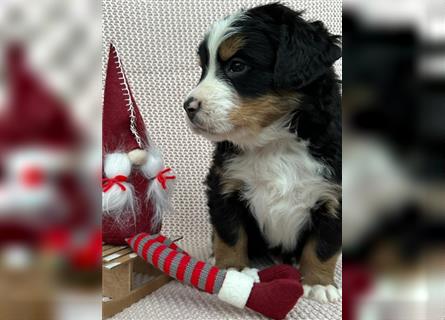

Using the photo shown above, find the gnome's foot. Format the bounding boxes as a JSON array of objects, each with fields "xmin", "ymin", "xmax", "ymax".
[
  {"xmin": 258, "ymin": 264, "xmax": 301, "ymax": 283},
  {"xmin": 303, "ymin": 284, "xmax": 341, "ymax": 303},
  {"xmin": 247, "ymin": 279, "xmax": 303, "ymax": 320},
  {"xmin": 240, "ymin": 264, "xmax": 301, "ymax": 283}
]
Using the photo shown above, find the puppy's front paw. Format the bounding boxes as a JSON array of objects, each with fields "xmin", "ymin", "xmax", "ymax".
[{"xmin": 303, "ymin": 284, "xmax": 341, "ymax": 303}]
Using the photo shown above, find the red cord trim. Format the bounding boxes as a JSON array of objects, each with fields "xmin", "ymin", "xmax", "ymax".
[
  {"xmin": 102, "ymin": 175, "xmax": 128, "ymax": 192},
  {"xmin": 156, "ymin": 168, "xmax": 176, "ymax": 189}
]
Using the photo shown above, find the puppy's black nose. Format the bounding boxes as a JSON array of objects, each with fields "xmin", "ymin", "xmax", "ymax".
[{"xmin": 183, "ymin": 97, "xmax": 201, "ymax": 120}]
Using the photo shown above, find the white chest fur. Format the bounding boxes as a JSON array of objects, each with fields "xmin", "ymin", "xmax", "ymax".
[{"xmin": 224, "ymin": 133, "xmax": 332, "ymax": 251}]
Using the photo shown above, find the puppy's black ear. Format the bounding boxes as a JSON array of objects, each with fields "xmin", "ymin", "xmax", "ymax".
[{"xmin": 274, "ymin": 18, "xmax": 342, "ymax": 89}]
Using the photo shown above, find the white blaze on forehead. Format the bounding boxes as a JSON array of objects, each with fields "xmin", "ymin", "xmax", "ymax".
[
  {"xmin": 206, "ymin": 11, "xmax": 244, "ymax": 73},
  {"xmin": 187, "ymin": 12, "xmax": 244, "ymax": 136}
]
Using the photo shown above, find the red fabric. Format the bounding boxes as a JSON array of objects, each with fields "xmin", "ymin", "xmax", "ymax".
[
  {"xmin": 258, "ymin": 264, "xmax": 301, "ymax": 283},
  {"xmin": 2, "ymin": 45, "xmax": 82, "ymax": 148},
  {"xmin": 205, "ymin": 266, "xmax": 219, "ymax": 294},
  {"xmin": 141, "ymin": 237, "xmax": 161, "ymax": 261},
  {"xmin": 70, "ymin": 229, "xmax": 101, "ymax": 269},
  {"xmin": 176, "ymin": 255, "xmax": 191, "ymax": 282},
  {"xmin": 168, "ymin": 242, "xmax": 180, "ymax": 252},
  {"xmin": 42, "ymin": 228, "xmax": 70, "ymax": 251},
  {"xmin": 156, "ymin": 168, "xmax": 176, "ymax": 189},
  {"xmin": 102, "ymin": 175, "xmax": 127, "ymax": 192},
  {"xmin": 343, "ymin": 263, "xmax": 373, "ymax": 320},
  {"xmin": 190, "ymin": 261, "xmax": 205, "ymax": 288},
  {"xmin": 246, "ymin": 279, "xmax": 303, "ymax": 320},
  {"xmin": 21, "ymin": 166, "xmax": 45, "ymax": 188},
  {"xmin": 42, "ymin": 228, "xmax": 101, "ymax": 269},
  {"xmin": 132, "ymin": 233, "xmax": 146, "ymax": 252},
  {"xmin": 163, "ymin": 250, "xmax": 177, "ymax": 275},
  {"xmin": 102, "ymin": 44, "xmax": 148, "ymax": 152},
  {"xmin": 151, "ymin": 245, "xmax": 165, "ymax": 268}
]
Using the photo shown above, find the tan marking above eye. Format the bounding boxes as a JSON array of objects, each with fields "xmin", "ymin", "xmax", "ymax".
[{"xmin": 219, "ymin": 35, "xmax": 245, "ymax": 61}]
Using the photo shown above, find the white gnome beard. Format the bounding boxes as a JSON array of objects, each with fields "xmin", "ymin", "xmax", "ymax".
[
  {"xmin": 146, "ymin": 175, "xmax": 174, "ymax": 230},
  {"xmin": 102, "ymin": 152, "xmax": 137, "ymax": 222},
  {"xmin": 140, "ymin": 145, "xmax": 173, "ymax": 230},
  {"xmin": 102, "ymin": 183, "xmax": 136, "ymax": 220}
]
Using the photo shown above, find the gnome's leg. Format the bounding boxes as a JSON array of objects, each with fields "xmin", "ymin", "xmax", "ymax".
[
  {"xmin": 127, "ymin": 234, "xmax": 303, "ymax": 320},
  {"xmin": 128, "ymin": 233, "xmax": 188, "ymax": 255},
  {"xmin": 127, "ymin": 234, "xmax": 226, "ymax": 294}
]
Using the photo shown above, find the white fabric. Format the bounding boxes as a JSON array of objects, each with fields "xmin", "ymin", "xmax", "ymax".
[
  {"xmin": 241, "ymin": 267, "xmax": 260, "ymax": 283},
  {"xmin": 103, "ymin": 0, "xmax": 342, "ymax": 319},
  {"xmin": 217, "ymin": 270, "xmax": 254, "ymax": 309}
]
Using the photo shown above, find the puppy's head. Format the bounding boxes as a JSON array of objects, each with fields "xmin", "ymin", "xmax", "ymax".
[{"xmin": 184, "ymin": 3, "xmax": 341, "ymax": 143}]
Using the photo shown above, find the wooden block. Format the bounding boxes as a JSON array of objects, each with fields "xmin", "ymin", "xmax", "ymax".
[
  {"xmin": 102, "ymin": 272, "xmax": 170, "ymax": 319},
  {"xmin": 103, "ymin": 248, "xmax": 132, "ymax": 262},
  {"xmin": 133, "ymin": 257, "xmax": 160, "ymax": 276},
  {"xmin": 102, "ymin": 246, "xmax": 126, "ymax": 257},
  {"xmin": 104, "ymin": 252, "xmax": 138, "ymax": 270},
  {"xmin": 102, "ymin": 243, "xmax": 170, "ymax": 319},
  {"xmin": 0, "ymin": 266, "xmax": 53, "ymax": 320},
  {"xmin": 103, "ymin": 261, "xmax": 132, "ymax": 299}
]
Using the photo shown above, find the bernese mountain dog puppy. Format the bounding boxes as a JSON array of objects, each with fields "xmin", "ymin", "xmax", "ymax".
[{"xmin": 183, "ymin": 3, "xmax": 342, "ymax": 302}]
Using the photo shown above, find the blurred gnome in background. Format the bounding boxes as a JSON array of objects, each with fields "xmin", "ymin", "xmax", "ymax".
[
  {"xmin": 0, "ymin": 44, "xmax": 90, "ymax": 233},
  {"xmin": 0, "ymin": 44, "xmax": 100, "ymax": 272},
  {"xmin": 102, "ymin": 44, "xmax": 175, "ymax": 245}
]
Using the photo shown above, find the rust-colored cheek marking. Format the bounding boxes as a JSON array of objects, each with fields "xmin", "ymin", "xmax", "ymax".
[{"xmin": 229, "ymin": 93, "xmax": 301, "ymax": 133}]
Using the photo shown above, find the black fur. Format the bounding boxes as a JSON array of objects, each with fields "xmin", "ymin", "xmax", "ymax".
[{"xmin": 201, "ymin": 3, "xmax": 342, "ymax": 263}]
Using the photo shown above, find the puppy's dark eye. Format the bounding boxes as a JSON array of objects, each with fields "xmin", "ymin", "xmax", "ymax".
[{"xmin": 226, "ymin": 59, "xmax": 247, "ymax": 74}]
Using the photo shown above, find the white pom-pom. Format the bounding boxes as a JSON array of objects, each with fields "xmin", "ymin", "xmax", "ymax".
[
  {"xmin": 128, "ymin": 149, "xmax": 148, "ymax": 166},
  {"xmin": 102, "ymin": 153, "xmax": 136, "ymax": 218},
  {"xmin": 104, "ymin": 153, "xmax": 132, "ymax": 177},
  {"xmin": 141, "ymin": 146, "xmax": 165, "ymax": 178}
]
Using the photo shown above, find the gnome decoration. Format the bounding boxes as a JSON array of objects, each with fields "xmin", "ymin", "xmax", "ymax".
[{"xmin": 102, "ymin": 44, "xmax": 175, "ymax": 245}]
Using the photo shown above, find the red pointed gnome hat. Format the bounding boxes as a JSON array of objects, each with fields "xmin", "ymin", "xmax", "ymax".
[
  {"xmin": 103, "ymin": 44, "xmax": 148, "ymax": 153},
  {"xmin": 2, "ymin": 44, "xmax": 82, "ymax": 148}
]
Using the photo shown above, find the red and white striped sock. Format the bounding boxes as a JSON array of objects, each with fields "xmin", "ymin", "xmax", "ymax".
[
  {"xmin": 128, "ymin": 232, "xmax": 186, "ymax": 254},
  {"xmin": 127, "ymin": 233, "xmax": 226, "ymax": 294}
]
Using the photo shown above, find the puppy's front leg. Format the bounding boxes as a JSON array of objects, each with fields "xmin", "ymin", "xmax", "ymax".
[
  {"xmin": 213, "ymin": 226, "xmax": 249, "ymax": 270},
  {"xmin": 300, "ymin": 237, "xmax": 341, "ymax": 303}
]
